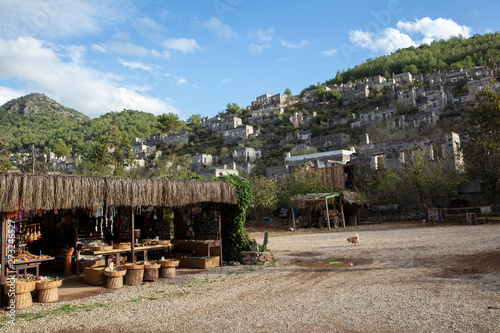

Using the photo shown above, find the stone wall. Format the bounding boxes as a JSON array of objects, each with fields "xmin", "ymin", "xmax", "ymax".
[{"xmin": 241, "ymin": 251, "xmax": 273, "ymax": 265}]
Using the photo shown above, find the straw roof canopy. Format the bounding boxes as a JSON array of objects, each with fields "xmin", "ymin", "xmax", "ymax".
[
  {"xmin": 0, "ymin": 173, "xmax": 237, "ymax": 212},
  {"xmin": 292, "ymin": 191, "xmax": 366, "ymax": 210}
]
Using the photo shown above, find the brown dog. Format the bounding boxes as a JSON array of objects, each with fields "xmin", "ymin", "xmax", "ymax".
[{"xmin": 347, "ymin": 234, "xmax": 360, "ymax": 246}]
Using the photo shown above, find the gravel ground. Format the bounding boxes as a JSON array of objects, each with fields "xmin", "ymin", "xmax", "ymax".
[{"xmin": 2, "ymin": 223, "xmax": 499, "ymax": 333}]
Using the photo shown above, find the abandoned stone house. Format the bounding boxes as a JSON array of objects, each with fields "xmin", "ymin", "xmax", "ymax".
[
  {"xmin": 232, "ymin": 147, "xmax": 260, "ymax": 163},
  {"xmin": 164, "ymin": 128, "xmax": 189, "ymax": 146},
  {"xmin": 358, "ymin": 132, "xmax": 463, "ymax": 171},
  {"xmin": 351, "ymin": 107, "xmax": 397, "ymax": 128},
  {"xmin": 248, "ymin": 105, "xmax": 284, "ymax": 125},
  {"xmin": 191, "ymin": 154, "xmax": 215, "ymax": 171},
  {"xmin": 197, "ymin": 162, "xmax": 239, "ymax": 179},
  {"xmin": 391, "ymin": 111, "xmax": 439, "ymax": 129},
  {"xmin": 210, "ymin": 114, "xmax": 243, "ymax": 135},
  {"xmin": 296, "ymin": 130, "xmax": 312, "ymax": 141},
  {"xmin": 252, "ymin": 93, "xmax": 289, "ymax": 109},
  {"xmin": 309, "ymin": 133, "xmax": 351, "ymax": 149},
  {"xmin": 222, "ymin": 125, "xmax": 254, "ymax": 145},
  {"xmin": 284, "ymin": 149, "xmax": 355, "ymax": 168},
  {"xmin": 289, "ymin": 111, "xmax": 317, "ymax": 128}
]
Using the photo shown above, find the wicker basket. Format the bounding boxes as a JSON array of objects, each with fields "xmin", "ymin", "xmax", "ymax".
[
  {"xmin": 124, "ymin": 263, "xmax": 144, "ymax": 286},
  {"xmin": 14, "ymin": 291, "xmax": 33, "ymax": 309},
  {"xmin": 159, "ymin": 267, "xmax": 176, "ymax": 278},
  {"xmin": 104, "ymin": 268, "xmax": 126, "ymax": 289},
  {"xmin": 113, "ymin": 244, "xmax": 131, "ymax": 250},
  {"xmin": 84, "ymin": 267, "xmax": 106, "ymax": 285},
  {"xmin": 143, "ymin": 262, "xmax": 160, "ymax": 282},
  {"xmin": 38, "ymin": 287, "xmax": 59, "ymax": 303},
  {"xmin": 91, "ymin": 245, "xmax": 113, "ymax": 251},
  {"xmin": 13, "ymin": 281, "xmax": 36, "ymax": 294},
  {"xmin": 104, "ymin": 267, "xmax": 127, "ymax": 277},
  {"xmin": 159, "ymin": 259, "xmax": 180, "ymax": 268},
  {"xmin": 36, "ymin": 279, "xmax": 62, "ymax": 290}
]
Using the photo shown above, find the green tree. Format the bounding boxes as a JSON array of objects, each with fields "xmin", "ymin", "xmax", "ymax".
[
  {"xmin": 151, "ymin": 154, "xmax": 195, "ymax": 180},
  {"xmin": 462, "ymin": 85, "xmax": 500, "ymax": 197},
  {"xmin": 284, "ymin": 88, "xmax": 292, "ymax": 96},
  {"xmin": 53, "ymin": 138, "xmax": 70, "ymax": 157},
  {"xmin": 403, "ymin": 64, "xmax": 419, "ymax": 74},
  {"xmin": 158, "ymin": 113, "xmax": 182, "ymax": 134},
  {"xmin": 225, "ymin": 102, "xmax": 242, "ymax": 115},
  {"xmin": 327, "ymin": 89, "xmax": 342, "ymax": 102},
  {"xmin": 248, "ymin": 175, "xmax": 278, "ymax": 221},
  {"xmin": 316, "ymin": 82, "xmax": 326, "ymax": 101},
  {"xmin": 187, "ymin": 114, "xmax": 202, "ymax": 129}
]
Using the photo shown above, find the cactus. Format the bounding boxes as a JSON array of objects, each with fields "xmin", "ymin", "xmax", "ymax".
[{"xmin": 259, "ymin": 231, "xmax": 269, "ymax": 252}]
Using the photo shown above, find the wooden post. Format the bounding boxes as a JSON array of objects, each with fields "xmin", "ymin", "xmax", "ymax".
[
  {"xmin": 308, "ymin": 208, "xmax": 312, "ymax": 228},
  {"xmin": 217, "ymin": 204, "xmax": 223, "ymax": 267},
  {"xmin": 130, "ymin": 208, "xmax": 135, "ymax": 264},
  {"xmin": 1, "ymin": 216, "xmax": 6, "ymax": 285},
  {"xmin": 325, "ymin": 198, "xmax": 331, "ymax": 230},
  {"xmin": 291, "ymin": 205, "xmax": 296, "ymax": 230},
  {"xmin": 340, "ymin": 197, "xmax": 346, "ymax": 228}
]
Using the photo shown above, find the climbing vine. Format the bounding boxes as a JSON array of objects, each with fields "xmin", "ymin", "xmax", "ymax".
[{"xmin": 216, "ymin": 174, "xmax": 253, "ymax": 262}]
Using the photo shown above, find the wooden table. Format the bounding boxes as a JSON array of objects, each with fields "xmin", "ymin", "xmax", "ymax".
[
  {"xmin": 13, "ymin": 257, "xmax": 54, "ymax": 280},
  {"xmin": 81, "ymin": 244, "xmax": 171, "ymax": 267},
  {"xmin": 171, "ymin": 239, "xmax": 222, "ymax": 267}
]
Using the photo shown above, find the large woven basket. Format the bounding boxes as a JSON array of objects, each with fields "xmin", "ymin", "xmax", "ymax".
[
  {"xmin": 12, "ymin": 281, "xmax": 36, "ymax": 294},
  {"xmin": 14, "ymin": 291, "xmax": 33, "ymax": 309},
  {"xmin": 104, "ymin": 267, "xmax": 127, "ymax": 277},
  {"xmin": 36, "ymin": 279, "xmax": 63, "ymax": 291},
  {"xmin": 38, "ymin": 287, "xmax": 59, "ymax": 303},
  {"xmin": 124, "ymin": 264, "xmax": 144, "ymax": 286},
  {"xmin": 159, "ymin": 259, "xmax": 180, "ymax": 268}
]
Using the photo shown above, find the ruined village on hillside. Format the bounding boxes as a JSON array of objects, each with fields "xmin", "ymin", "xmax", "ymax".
[{"xmin": 13, "ymin": 65, "xmax": 494, "ymax": 184}]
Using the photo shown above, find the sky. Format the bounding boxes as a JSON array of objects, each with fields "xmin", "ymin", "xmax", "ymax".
[{"xmin": 0, "ymin": 0, "xmax": 498, "ymax": 120}]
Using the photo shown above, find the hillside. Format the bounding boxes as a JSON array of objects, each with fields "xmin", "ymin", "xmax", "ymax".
[
  {"xmin": 0, "ymin": 93, "xmax": 160, "ymax": 152},
  {"xmin": 301, "ymin": 32, "xmax": 500, "ymax": 95}
]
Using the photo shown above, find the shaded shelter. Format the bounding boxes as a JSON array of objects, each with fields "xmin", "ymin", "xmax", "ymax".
[
  {"xmin": 291, "ymin": 191, "xmax": 366, "ymax": 229},
  {"xmin": 1, "ymin": 172, "xmax": 237, "ymax": 287}
]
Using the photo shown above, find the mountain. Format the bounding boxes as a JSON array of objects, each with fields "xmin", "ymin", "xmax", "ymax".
[
  {"xmin": 2, "ymin": 93, "xmax": 87, "ymax": 121},
  {"xmin": 0, "ymin": 93, "xmax": 162, "ymax": 152}
]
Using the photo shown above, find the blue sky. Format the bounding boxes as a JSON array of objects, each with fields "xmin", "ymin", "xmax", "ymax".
[{"xmin": 0, "ymin": 0, "xmax": 498, "ymax": 119}]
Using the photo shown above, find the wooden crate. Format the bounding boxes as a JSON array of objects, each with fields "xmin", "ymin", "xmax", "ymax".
[{"xmin": 178, "ymin": 256, "xmax": 220, "ymax": 269}]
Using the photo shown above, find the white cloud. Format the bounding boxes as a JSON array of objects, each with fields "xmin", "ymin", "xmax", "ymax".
[
  {"xmin": 201, "ymin": 17, "xmax": 238, "ymax": 41},
  {"xmin": 0, "ymin": 0, "xmax": 132, "ymax": 40},
  {"xmin": 0, "ymin": 37, "xmax": 178, "ymax": 117},
  {"xmin": 0, "ymin": 86, "xmax": 26, "ymax": 105},
  {"xmin": 397, "ymin": 17, "xmax": 472, "ymax": 41},
  {"xmin": 320, "ymin": 49, "xmax": 338, "ymax": 57},
  {"xmin": 248, "ymin": 28, "xmax": 274, "ymax": 43},
  {"xmin": 349, "ymin": 28, "xmax": 415, "ymax": 53},
  {"xmin": 118, "ymin": 60, "xmax": 158, "ymax": 71},
  {"xmin": 222, "ymin": 78, "xmax": 231, "ymax": 83},
  {"xmin": 93, "ymin": 41, "xmax": 170, "ymax": 58},
  {"xmin": 282, "ymin": 39, "xmax": 310, "ymax": 49},
  {"xmin": 350, "ymin": 17, "xmax": 471, "ymax": 54},
  {"xmin": 176, "ymin": 77, "xmax": 188, "ymax": 85},
  {"xmin": 248, "ymin": 43, "xmax": 270, "ymax": 55},
  {"xmin": 163, "ymin": 38, "xmax": 201, "ymax": 54}
]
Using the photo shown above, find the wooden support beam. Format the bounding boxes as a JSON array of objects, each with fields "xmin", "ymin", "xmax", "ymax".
[{"xmin": 130, "ymin": 208, "xmax": 135, "ymax": 264}]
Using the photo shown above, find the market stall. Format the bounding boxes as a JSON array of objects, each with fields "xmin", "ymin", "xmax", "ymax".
[
  {"xmin": 0, "ymin": 172, "xmax": 237, "ymax": 307},
  {"xmin": 291, "ymin": 191, "xmax": 366, "ymax": 229}
]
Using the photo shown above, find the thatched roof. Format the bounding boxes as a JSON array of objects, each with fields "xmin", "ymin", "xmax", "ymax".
[
  {"xmin": 291, "ymin": 191, "xmax": 366, "ymax": 210},
  {"xmin": 0, "ymin": 173, "xmax": 237, "ymax": 212}
]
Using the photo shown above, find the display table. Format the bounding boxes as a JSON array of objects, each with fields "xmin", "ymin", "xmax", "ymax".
[
  {"xmin": 171, "ymin": 239, "xmax": 222, "ymax": 268},
  {"xmin": 81, "ymin": 243, "xmax": 171, "ymax": 267},
  {"xmin": 14, "ymin": 257, "xmax": 55, "ymax": 280}
]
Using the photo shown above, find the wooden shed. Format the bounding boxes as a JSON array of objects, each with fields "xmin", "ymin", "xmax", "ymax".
[{"xmin": 291, "ymin": 191, "xmax": 366, "ymax": 229}]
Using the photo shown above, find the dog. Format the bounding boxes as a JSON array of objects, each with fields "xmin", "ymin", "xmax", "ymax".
[{"xmin": 347, "ymin": 234, "xmax": 360, "ymax": 246}]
